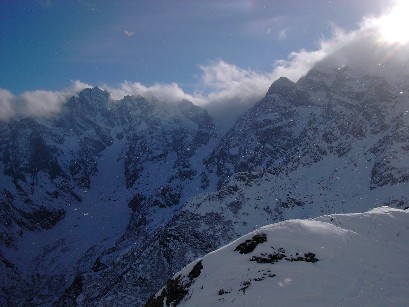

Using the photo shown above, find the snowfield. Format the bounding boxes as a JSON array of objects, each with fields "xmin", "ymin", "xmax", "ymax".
[{"xmin": 148, "ymin": 207, "xmax": 409, "ymax": 307}]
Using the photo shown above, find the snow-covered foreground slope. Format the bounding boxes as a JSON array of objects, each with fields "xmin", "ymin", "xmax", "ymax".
[{"xmin": 148, "ymin": 207, "xmax": 409, "ymax": 307}]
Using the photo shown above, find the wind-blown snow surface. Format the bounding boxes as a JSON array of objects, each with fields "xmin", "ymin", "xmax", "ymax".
[{"xmin": 148, "ymin": 207, "xmax": 409, "ymax": 307}]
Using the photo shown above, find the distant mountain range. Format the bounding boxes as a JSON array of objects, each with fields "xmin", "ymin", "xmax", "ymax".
[{"xmin": 1, "ymin": 61, "xmax": 408, "ymax": 305}]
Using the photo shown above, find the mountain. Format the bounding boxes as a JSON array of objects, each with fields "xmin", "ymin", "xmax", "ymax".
[
  {"xmin": 71, "ymin": 64, "xmax": 408, "ymax": 305},
  {"xmin": 0, "ymin": 89, "xmax": 218, "ymax": 305},
  {"xmin": 1, "ymin": 61, "xmax": 409, "ymax": 306},
  {"xmin": 147, "ymin": 207, "xmax": 409, "ymax": 307},
  {"xmin": 106, "ymin": 65, "xmax": 408, "ymax": 305}
]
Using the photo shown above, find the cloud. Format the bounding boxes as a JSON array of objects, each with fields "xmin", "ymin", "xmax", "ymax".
[
  {"xmin": 2, "ymin": 0, "xmax": 408, "ymax": 123},
  {"xmin": 196, "ymin": 60, "xmax": 272, "ymax": 105},
  {"xmin": 102, "ymin": 81, "xmax": 202, "ymax": 104},
  {"xmin": 124, "ymin": 30, "xmax": 135, "ymax": 37},
  {"xmin": 362, "ymin": 0, "xmax": 409, "ymax": 45},
  {"xmin": 0, "ymin": 89, "xmax": 15, "ymax": 121},
  {"xmin": 0, "ymin": 80, "xmax": 91, "ymax": 121},
  {"xmin": 104, "ymin": 58, "xmax": 279, "ymax": 108},
  {"xmin": 312, "ymin": 18, "xmax": 409, "ymax": 78}
]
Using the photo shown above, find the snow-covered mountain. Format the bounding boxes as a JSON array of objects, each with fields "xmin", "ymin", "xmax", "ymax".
[
  {"xmin": 0, "ymin": 89, "xmax": 218, "ymax": 305},
  {"xmin": 147, "ymin": 207, "xmax": 409, "ymax": 307},
  {"xmin": 87, "ymin": 64, "xmax": 408, "ymax": 306},
  {"xmin": 1, "ymin": 60, "xmax": 409, "ymax": 306}
]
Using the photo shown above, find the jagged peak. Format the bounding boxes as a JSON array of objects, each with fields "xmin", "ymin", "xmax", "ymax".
[
  {"xmin": 79, "ymin": 87, "xmax": 110, "ymax": 101},
  {"xmin": 121, "ymin": 93, "xmax": 146, "ymax": 101},
  {"xmin": 68, "ymin": 87, "xmax": 111, "ymax": 111},
  {"xmin": 266, "ymin": 77, "xmax": 296, "ymax": 96},
  {"xmin": 258, "ymin": 76, "xmax": 309, "ymax": 108},
  {"xmin": 119, "ymin": 94, "xmax": 150, "ymax": 107}
]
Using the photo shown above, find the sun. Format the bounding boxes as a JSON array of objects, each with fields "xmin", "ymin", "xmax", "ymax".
[{"xmin": 376, "ymin": 0, "xmax": 409, "ymax": 44}]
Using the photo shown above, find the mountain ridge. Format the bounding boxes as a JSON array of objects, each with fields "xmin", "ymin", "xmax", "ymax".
[{"xmin": 1, "ymin": 63, "xmax": 409, "ymax": 305}]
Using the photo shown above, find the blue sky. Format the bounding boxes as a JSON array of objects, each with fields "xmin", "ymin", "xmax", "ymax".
[
  {"xmin": 1, "ymin": 0, "xmax": 390, "ymax": 94},
  {"xmin": 2, "ymin": 0, "xmax": 409, "ymax": 121}
]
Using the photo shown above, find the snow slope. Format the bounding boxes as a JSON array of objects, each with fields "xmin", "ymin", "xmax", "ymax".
[{"xmin": 147, "ymin": 207, "xmax": 409, "ymax": 307}]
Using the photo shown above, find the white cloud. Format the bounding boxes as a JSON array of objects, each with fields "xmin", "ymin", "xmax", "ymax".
[
  {"xmin": 71, "ymin": 80, "xmax": 92, "ymax": 92},
  {"xmin": 124, "ymin": 30, "xmax": 135, "ymax": 37},
  {"xmin": 0, "ymin": 80, "xmax": 91, "ymax": 121},
  {"xmin": 2, "ymin": 0, "xmax": 408, "ymax": 122},
  {"xmin": 362, "ymin": 0, "xmax": 409, "ymax": 45},
  {"xmin": 102, "ymin": 81, "xmax": 201, "ymax": 104},
  {"xmin": 104, "ymin": 58, "xmax": 291, "ymax": 110},
  {"xmin": 0, "ymin": 89, "xmax": 16, "ymax": 121},
  {"xmin": 311, "ymin": 19, "xmax": 409, "ymax": 79},
  {"xmin": 184, "ymin": 1, "xmax": 409, "ymax": 108},
  {"xmin": 19, "ymin": 90, "xmax": 68, "ymax": 118},
  {"xmin": 196, "ymin": 60, "xmax": 272, "ymax": 105}
]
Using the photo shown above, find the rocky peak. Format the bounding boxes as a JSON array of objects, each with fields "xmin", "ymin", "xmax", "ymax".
[
  {"xmin": 266, "ymin": 77, "xmax": 295, "ymax": 96},
  {"xmin": 79, "ymin": 87, "xmax": 110, "ymax": 106},
  {"xmin": 64, "ymin": 87, "xmax": 110, "ymax": 115},
  {"xmin": 264, "ymin": 76, "xmax": 309, "ymax": 107}
]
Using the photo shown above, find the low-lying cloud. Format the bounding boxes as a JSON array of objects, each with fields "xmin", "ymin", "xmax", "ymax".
[
  {"xmin": 1, "ymin": 0, "xmax": 408, "ymax": 122},
  {"xmin": 0, "ymin": 80, "xmax": 91, "ymax": 121},
  {"xmin": 83, "ymin": 8, "xmax": 409, "ymax": 113},
  {"xmin": 104, "ymin": 81, "xmax": 200, "ymax": 104}
]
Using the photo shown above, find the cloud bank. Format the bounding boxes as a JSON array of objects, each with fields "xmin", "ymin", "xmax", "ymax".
[
  {"xmin": 1, "ymin": 0, "xmax": 408, "ymax": 122},
  {"xmin": 0, "ymin": 81, "xmax": 91, "ymax": 121},
  {"xmin": 93, "ymin": 0, "xmax": 409, "ymax": 112},
  {"xmin": 104, "ymin": 81, "xmax": 200, "ymax": 104}
]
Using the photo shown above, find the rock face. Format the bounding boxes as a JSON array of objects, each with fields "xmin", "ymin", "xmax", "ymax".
[
  {"xmin": 1, "ymin": 63, "xmax": 409, "ymax": 306},
  {"xmin": 149, "ymin": 207, "xmax": 409, "ymax": 307},
  {"xmin": 205, "ymin": 69, "xmax": 409, "ymax": 189},
  {"xmin": 0, "ymin": 88, "xmax": 217, "ymax": 305}
]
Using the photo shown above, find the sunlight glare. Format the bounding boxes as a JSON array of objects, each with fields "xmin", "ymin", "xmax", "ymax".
[{"xmin": 376, "ymin": 0, "xmax": 409, "ymax": 44}]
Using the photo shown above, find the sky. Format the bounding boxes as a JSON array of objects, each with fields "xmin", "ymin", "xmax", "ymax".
[{"xmin": 1, "ymin": 0, "xmax": 408, "ymax": 120}]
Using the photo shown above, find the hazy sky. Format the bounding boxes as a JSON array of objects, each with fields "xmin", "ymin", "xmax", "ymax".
[
  {"xmin": 2, "ymin": 0, "xmax": 409, "ymax": 121},
  {"xmin": 0, "ymin": 0, "xmax": 391, "ymax": 94}
]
